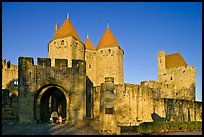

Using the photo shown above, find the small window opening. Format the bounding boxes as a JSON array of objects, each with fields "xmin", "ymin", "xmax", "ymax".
[
  {"xmin": 170, "ymin": 77, "xmax": 173, "ymax": 80},
  {"xmin": 61, "ymin": 40, "xmax": 64, "ymax": 45},
  {"xmin": 105, "ymin": 108, "xmax": 114, "ymax": 114},
  {"xmin": 108, "ymin": 49, "xmax": 111, "ymax": 53},
  {"xmin": 13, "ymin": 80, "xmax": 18, "ymax": 86},
  {"xmin": 89, "ymin": 64, "xmax": 91, "ymax": 69},
  {"xmin": 183, "ymin": 71, "xmax": 185, "ymax": 73}
]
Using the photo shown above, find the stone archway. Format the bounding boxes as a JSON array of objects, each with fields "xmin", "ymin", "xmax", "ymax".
[{"xmin": 35, "ymin": 84, "xmax": 69, "ymax": 123}]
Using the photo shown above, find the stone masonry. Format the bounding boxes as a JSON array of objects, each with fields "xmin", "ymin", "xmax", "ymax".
[{"xmin": 2, "ymin": 17, "xmax": 202, "ymax": 135}]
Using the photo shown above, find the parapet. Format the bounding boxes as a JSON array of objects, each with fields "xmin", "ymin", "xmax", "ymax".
[
  {"xmin": 18, "ymin": 57, "xmax": 34, "ymax": 65},
  {"xmin": 55, "ymin": 59, "xmax": 68, "ymax": 67},
  {"xmin": 72, "ymin": 59, "xmax": 85, "ymax": 68},
  {"xmin": 37, "ymin": 58, "xmax": 51, "ymax": 67}
]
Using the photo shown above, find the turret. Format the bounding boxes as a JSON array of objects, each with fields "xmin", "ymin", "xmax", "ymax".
[
  {"xmin": 48, "ymin": 17, "xmax": 85, "ymax": 67},
  {"xmin": 95, "ymin": 25, "xmax": 124, "ymax": 86}
]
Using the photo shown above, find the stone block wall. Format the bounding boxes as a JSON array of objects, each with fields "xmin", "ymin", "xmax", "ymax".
[
  {"xmin": 17, "ymin": 57, "xmax": 86, "ymax": 124},
  {"xmin": 2, "ymin": 59, "xmax": 18, "ymax": 96},
  {"xmin": 157, "ymin": 51, "xmax": 196, "ymax": 101},
  {"xmin": 96, "ymin": 47, "xmax": 124, "ymax": 86},
  {"xmin": 85, "ymin": 50, "xmax": 97, "ymax": 86},
  {"xmin": 48, "ymin": 37, "xmax": 85, "ymax": 67}
]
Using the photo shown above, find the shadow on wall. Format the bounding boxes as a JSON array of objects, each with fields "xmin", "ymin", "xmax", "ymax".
[{"xmin": 151, "ymin": 112, "xmax": 166, "ymax": 122}]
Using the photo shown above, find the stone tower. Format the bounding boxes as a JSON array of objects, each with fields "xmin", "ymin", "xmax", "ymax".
[
  {"xmin": 158, "ymin": 51, "xmax": 196, "ymax": 101},
  {"xmin": 95, "ymin": 26, "xmax": 124, "ymax": 86},
  {"xmin": 85, "ymin": 35, "xmax": 97, "ymax": 86},
  {"xmin": 48, "ymin": 17, "xmax": 85, "ymax": 67}
]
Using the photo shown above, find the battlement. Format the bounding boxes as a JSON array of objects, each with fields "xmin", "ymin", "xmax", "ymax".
[
  {"xmin": 18, "ymin": 57, "xmax": 85, "ymax": 69},
  {"xmin": 140, "ymin": 80, "xmax": 175, "ymax": 89},
  {"xmin": 37, "ymin": 58, "xmax": 51, "ymax": 67},
  {"xmin": 18, "ymin": 57, "xmax": 34, "ymax": 65},
  {"xmin": 55, "ymin": 59, "xmax": 68, "ymax": 67},
  {"xmin": 165, "ymin": 65, "xmax": 196, "ymax": 72},
  {"xmin": 2, "ymin": 59, "xmax": 18, "ymax": 70}
]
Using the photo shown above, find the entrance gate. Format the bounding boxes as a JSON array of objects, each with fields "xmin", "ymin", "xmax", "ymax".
[{"xmin": 35, "ymin": 84, "xmax": 69, "ymax": 123}]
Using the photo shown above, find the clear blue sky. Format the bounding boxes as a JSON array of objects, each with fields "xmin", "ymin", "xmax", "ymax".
[{"xmin": 2, "ymin": 2, "xmax": 202, "ymax": 101}]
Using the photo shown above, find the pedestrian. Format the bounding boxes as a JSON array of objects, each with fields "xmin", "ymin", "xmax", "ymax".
[
  {"xmin": 50, "ymin": 117, "xmax": 53, "ymax": 124},
  {"xmin": 51, "ymin": 111, "xmax": 58, "ymax": 124},
  {"xmin": 58, "ymin": 115, "xmax": 62, "ymax": 124}
]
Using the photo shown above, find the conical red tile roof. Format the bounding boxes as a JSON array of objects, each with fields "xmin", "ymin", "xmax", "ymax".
[
  {"xmin": 85, "ymin": 37, "xmax": 95, "ymax": 50},
  {"xmin": 53, "ymin": 18, "xmax": 81, "ymax": 41},
  {"xmin": 96, "ymin": 28, "xmax": 119, "ymax": 50}
]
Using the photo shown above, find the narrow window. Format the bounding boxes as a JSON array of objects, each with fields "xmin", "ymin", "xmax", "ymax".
[
  {"xmin": 89, "ymin": 64, "xmax": 91, "ymax": 69},
  {"xmin": 108, "ymin": 49, "xmax": 111, "ymax": 53},
  {"xmin": 61, "ymin": 40, "xmax": 64, "ymax": 46},
  {"xmin": 170, "ymin": 77, "xmax": 173, "ymax": 80}
]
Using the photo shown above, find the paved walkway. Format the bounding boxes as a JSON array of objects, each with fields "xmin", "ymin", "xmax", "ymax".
[
  {"xmin": 2, "ymin": 123, "xmax": 102, "ymax": 135},
  {"xmin": 2, "ymin": 123, "xmax": 202, "ymax": 135}
]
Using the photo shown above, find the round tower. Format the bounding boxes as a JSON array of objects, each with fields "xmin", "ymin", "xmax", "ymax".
[
  {"xmin": 96, "ymin": 26, "xmax": 124, "ymax": 86},
  {"xmin": 48, "ymin": 17, "xmax": 85, "ymax": 67}
]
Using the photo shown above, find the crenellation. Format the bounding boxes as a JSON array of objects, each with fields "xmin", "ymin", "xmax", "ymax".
[
  {"xmin": 2, "ymin": 17, "xmax": 201, "ymax": 134},
  {"xmin": 37, "ymin": 58, "xmax": 51, "ymax": 67}
]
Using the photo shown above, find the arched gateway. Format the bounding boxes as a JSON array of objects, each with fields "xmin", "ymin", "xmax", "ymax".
[
  {"xmin": 18, "ymin": 57, "xmax": 87, "ymax": 124},
  {"xmin": 35, "ymin": 84, "xmax": 69, "ymax": 123}
]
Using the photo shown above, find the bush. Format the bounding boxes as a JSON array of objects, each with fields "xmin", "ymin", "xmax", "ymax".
[{"xmin": 136, "ymin": 121, "xmax": 202, "ymax": 134}]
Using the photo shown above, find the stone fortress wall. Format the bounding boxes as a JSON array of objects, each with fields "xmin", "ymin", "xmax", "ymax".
[{"xmin": 2, "ymin": 17, "xmax": 202, "ymax": 135}]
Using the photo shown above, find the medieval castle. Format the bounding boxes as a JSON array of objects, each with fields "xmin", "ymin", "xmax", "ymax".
[{"xmin": 2, "ymin": 17, "xmax": 202, "ymax": 134}]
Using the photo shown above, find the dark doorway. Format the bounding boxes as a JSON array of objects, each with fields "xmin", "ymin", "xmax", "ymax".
[
  {"xmin": 40, "ymin": 87, "xmax": 66, "ymax": 123},
  {"xmin": 86, "ymin": 77, "xmax": 93, "ymax": 118}
]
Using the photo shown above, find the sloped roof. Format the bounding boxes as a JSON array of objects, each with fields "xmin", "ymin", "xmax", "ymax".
[
  {"xmin": 165, "ymin": 52, "xmax": 187, "ymax": 68},
  {"xmin": 96, "ymin": 28, "xmax": 120, "ymax": 50},
  {"xmin": 85, "ymin": 37, "xmax": 95, "ymax": 51},
  {"xmin": 52, "ymin": 18, "xmax": 81, "ymax": 41}
]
